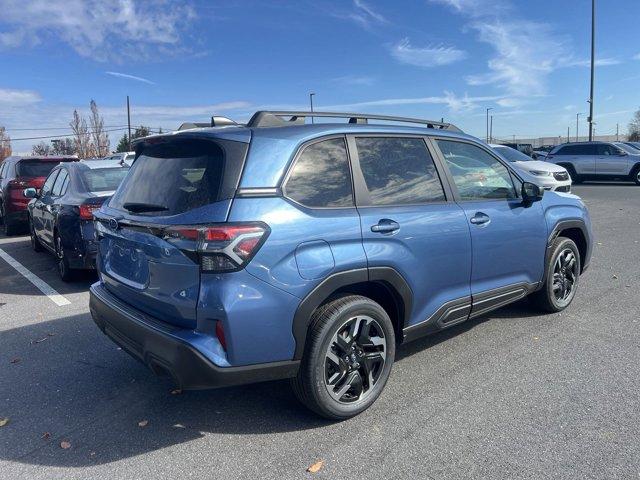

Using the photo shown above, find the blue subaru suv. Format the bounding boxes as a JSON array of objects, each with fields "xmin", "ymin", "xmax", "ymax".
[{"xmin": 89, "ymin": 111, "xmax": 592, "ymax": 419}]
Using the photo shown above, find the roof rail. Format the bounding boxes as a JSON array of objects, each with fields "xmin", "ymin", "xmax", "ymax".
[{"xmin": 246, "ymin": 111, "xmax": 462, "ymax": 132}]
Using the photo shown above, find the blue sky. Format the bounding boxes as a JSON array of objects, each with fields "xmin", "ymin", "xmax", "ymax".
[{"xmin": 1, "ymin": 0, "xmax": 639, "ymax": 153}]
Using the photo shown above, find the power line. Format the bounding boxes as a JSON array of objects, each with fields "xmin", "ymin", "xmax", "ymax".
[
  {"xmin": 10, "ymin": 127, "xmax": 129, "ymax": 142},
  {"xmin": 5, "ymin": 124, "xmax": 130, "ymax": 132}
]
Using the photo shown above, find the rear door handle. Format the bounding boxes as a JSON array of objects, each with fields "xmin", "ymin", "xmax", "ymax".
[
  {"xmin": 371, "ymin": 219, "xmax": 400, "ymax": 233},
  {"xmin": 469, "ymin": 212, "xmax": 490, "ymax": 225}
]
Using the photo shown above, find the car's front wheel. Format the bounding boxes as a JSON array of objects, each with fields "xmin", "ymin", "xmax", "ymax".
[
  {"xmin": 530, "ymin": 237, "xmax": 581, "ymax": 312},
  {"xmin": 291, "ymin": 295, "xmax": 395, "ymax": 420}
]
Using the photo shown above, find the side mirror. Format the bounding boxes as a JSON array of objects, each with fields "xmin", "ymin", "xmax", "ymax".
[
  {"xmin": 618, "ymin": 150, "xmax": 628, "ymax": 156},
  {"xmin": 522, "ymin": 181, "xmax": 544, "ymax": 205},
  {"xmin": 23, "ymin": 187, "xmax": 38, "ymax": 199}
]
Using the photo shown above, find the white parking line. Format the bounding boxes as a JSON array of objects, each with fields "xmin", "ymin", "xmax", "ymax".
[{"xmin": 0, "ymin": 247, "xmax": 71, "ymax": 306}]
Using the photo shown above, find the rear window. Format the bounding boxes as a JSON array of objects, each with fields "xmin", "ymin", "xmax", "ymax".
[
  {"xmin": 16, "ymin": 160, "xmax": 58, "ymax": 177},
  {"xmin": 110, "ymin": 139, "xmax": 247, "ymax": 216},
  {"xmin": 82, "ymin": 167, "xmax": 130, "ymax": 192}
]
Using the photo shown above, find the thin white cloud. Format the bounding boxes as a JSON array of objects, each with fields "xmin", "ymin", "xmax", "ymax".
[
  {"xmin": 568, "ymin": 58, "xmax": 622, "ymax": 67},
  {"xmin": 353, "ymin": 0, "xmax": 387, "ymax": 23},
  {"xmin": 634, "ymin": 53, "xmax": 640, "ymax": 60},
  {"xmin": 331, "ymin": 75, "xmax": 376, "ymax": 86},
  {"xmin": 0, "ymin": 0, "xmax": 196, "ymax": 61},
  {"xmin": 338, "ymin": 0, "xmax": 388, "ymax": 29},
  {"xmin": 106, "ymin": 71, "xmax": 155, "ymax": 85},
  {"xmin": 0, "ymin": 87, "xmax": 41, "ymax": 104},
  {"xmin": 391, "ymin": 38, "xmax": 467, "ymax": 67}
]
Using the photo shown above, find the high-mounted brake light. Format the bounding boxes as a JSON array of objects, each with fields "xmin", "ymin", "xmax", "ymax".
[{"xmin": 163, "ymin": 223, "xmax": 269, "ymax": 273}]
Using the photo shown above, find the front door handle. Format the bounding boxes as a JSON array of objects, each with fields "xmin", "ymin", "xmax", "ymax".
[
  {"xmin": 469, "ymin": 212, "xmax": 490, "ymax": 225},
  {"xmin": 371, "ymin": 219, "xmax": 400, "ymax": 233}
]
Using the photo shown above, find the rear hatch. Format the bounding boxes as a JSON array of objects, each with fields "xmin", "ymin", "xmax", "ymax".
[
  {"xmin": 94, "ymin": 135, "xmax": 249, "ymax": 329},
  {"xmin": 10, "ymin": 158, "xmax": 72, "ymax": 209}
]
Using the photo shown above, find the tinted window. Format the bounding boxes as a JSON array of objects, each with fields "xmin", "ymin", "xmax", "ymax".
[
  {"xmin": 437, "ymin": 140, "xmax": 516, "ymax": 200},
  {"xmin": 597, "ymin": 144, "xmax": 623, "ymax": 155},
  {"xmin": 110, "ymin": 139, "xmax": 247, "ymax": 216},
  {"xmin": 82, "ymin": 168, "xmax": 129, "ymax": 192},
  {"xmin": 557, "ymin": 144, "xmax": 596, "ymax": 155},
  {"xmin": 41, "ymin": 170, "xmax": 60, "ymax": 195},
  {"xmin": 284, "ymin": 138, "xmax": 353, "ymax": 208},
  {"xmin": 61, "ymin": 172, "xmax": 70, "ymax": 194},
  {"xmin": 52, "ymin": 170, "xmax": 68, "ymax": 196},
  {"xmin": 16, "ymin": 160, "xmax": 58, "ymax": 177},
  {"xmin": 355, "ymin": 137, "xmax": 445, "ymax": 205},
  {"xmin": 494, "ymin": 146, "xmax": 532, "ymax": 163}
]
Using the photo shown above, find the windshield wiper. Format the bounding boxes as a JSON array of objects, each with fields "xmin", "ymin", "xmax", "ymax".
[{"xmin": 122, "ymin": 202, "xmax": 169, "ymax": 213}]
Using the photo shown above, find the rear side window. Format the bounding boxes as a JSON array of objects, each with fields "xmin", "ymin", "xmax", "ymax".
[
  {"xmin": 597, "ymin": 144, "xmax": 622, "ymax": 155},
  {"xmin": 82, "ymin": 167, "xmax": 129, "ymax": 192},
  {"xmin": 110, "ymin": 139, "xmax": 247, "ymax": 216},
  {"xmin": 284, "ymin": 138, "xmax": 353, "ymax": 208},
  {"xmin": 557, "ymin": 144, "xmax": 596, "ymax": 155},
  {"xmin": 17, "ymin": 160, "xmax": 58, "ymax": 177},
  {"xmin": 355, "ymin": 137, "xmax": 445, "ymax": 205}
]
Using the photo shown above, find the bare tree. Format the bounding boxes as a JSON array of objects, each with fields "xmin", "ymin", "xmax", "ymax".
[
  {"xmin": 70, "ymin": 110, "xmax": 92, "ymax": 159},
  {"xmin": 51, "ymin": 138, "xmax": 76, "ymax": 155},
  {"xmin": 0, "ymin": 127, "xmax": 11, "ymax": 161},
  {"xmin": 32, "ymin": 141, "xmax": 52, "ymax": 156},
  {"xmin": 629, "ymin": 107, "xmax": 640, "ymax": 142},
  {"xmin": 89, "ymin": 100, "xmax": 110, "ymax": 157}
]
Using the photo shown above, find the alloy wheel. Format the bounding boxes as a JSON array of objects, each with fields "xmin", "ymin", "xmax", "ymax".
[
  {"xmin": 552, "ymin": 248, "xmax": 578, "ymax": 303},
  {"xmin": 324, "ymin": 315, "xmax": 387, "ymax": 404}
]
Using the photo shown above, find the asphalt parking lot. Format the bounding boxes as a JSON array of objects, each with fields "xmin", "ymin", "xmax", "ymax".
[{"xmin": 1, "ymin": 183, "xmax": 639, "ymax": 480}]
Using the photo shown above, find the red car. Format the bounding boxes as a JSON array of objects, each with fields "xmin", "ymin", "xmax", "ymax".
[{"xmin": 0, "ymin": 156, "xmax": 77, "ymax": 235}]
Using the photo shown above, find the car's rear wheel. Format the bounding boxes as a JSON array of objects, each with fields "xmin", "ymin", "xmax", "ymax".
[
  {"xmin": 55, "ymin": 233, "xmax": 74, "ymax": 282},
  {"xmin": 30, "ymin": 218, "xmax": 43, "ymax": 252},
  {"xmin": 564, "ymin": 165, "xmax": 582, "ymax": 184},
  {"xmin": 630, "ymin": 165, "xmax": 640, "ymax": 186},
  {"xmin": 291, "ymin": 295, "xmax": 395, "ymax": 420},
  {"xmin": 530, "ymin": 237, "xmax": 581, "ymax": 312}
]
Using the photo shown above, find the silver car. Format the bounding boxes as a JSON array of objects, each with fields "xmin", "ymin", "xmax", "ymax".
[
  {"xmin": 491, "ymin": 144, "xmax": 572, "ymax": 192},
  {"xmin": 546, "ymin": 141, "xmax": 640, "ymax": 185}
]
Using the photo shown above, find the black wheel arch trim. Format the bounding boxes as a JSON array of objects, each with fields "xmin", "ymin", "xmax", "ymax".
[
  {"xmin": 291, "ymin": 266, "xmax": 412, "ymax": 360},
  {"xmin": 547, "ymin": 218, "xmax": 591, "ymax": 272}
]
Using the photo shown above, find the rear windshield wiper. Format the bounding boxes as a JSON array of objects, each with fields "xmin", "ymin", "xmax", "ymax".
[{"xmin": 122, "ymin": 202, "xmax": 169, "ymax": 213}]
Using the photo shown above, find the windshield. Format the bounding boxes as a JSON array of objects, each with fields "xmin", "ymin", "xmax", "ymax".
[
  {"xmin": 82, "ymin": 167, "xmax": 130, "ymax": 192},
  {"xmin": 109, "ymin": 139, "xmax": 247, "ymax": 216},
  {"xmin": 493, "ymin": 146, "xmax": 533, "ymax": 163}
]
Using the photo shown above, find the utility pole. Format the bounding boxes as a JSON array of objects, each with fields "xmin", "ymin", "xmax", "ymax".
[
  {"xmin": 486, "ymin": 107, "xmax": 493, "ymax": 142},
  {"xmin": 576, "ymin": 113, "xmax": 582, "ymax": 141},
  {"xmin": 126, "ymin": 95, "xmax": 132, "ymax": 151},
  {"xmin": 309, "ymin": 92, "xmax": 315, "ymax": 124},
  {"xmin": 490, "ymin": 115, "xmax": 493, "ymax": 143},
  {"xmin": 616, "ymin": 123, "xmax": 619, "ymax": 141},
  {"xmin": 567, "ymin": 127, "xmax": 570, "ymax": 143},
  {"xmin": 588, "ymin": 0, "xmax": 595, "ymax": 141}
]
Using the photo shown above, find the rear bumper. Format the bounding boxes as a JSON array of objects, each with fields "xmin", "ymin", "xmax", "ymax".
[
  {"xmin": 89, "ymin": 282, "xmax": 300, "ymax": 390},
  {"xmin": 67, "ymin": 239, "xmax": 98, "ymax": 269},
  {"xmin": 4, "ymin": 209, "xmax": 28, "ymax": 225}
]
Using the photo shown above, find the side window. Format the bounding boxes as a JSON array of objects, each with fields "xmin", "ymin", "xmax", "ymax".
[
  {"xmin": 41, "ymin": 170, "xmax": 60, "ymax": 195},
  {"xmin": 597, "ymin": 144, "xmax": 622, "ymax": 156},
  {"xmin": 355, "ymin": 137, "xmax": 445, "ymax": 205},
  {"xmin": 284, "ymin": 138, "xmax": 353, "ymax": 208},
  {"xmin": 0, "ymin": 163, "xmax": 6, "ymax": 178},
  {"xmin": 60, "ymin": 172, "xmax": 70, "ymax": 194},
  {"xmin": 437, "ymin": 140, "xmax": 517, "ymax": 201},
  {"xmin": 52, "ymin": 170, "xmax": 68, "ymax": 196}
]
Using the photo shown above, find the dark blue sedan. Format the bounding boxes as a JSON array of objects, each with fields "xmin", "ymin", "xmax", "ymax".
[{"xmin": 25, "ymin": 159, "xmax": 129, "ymax": 281}]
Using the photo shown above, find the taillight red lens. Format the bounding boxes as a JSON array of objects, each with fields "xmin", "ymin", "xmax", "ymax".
[
  {"xmin": 79, "ymin": 203, "xmax": 102, "ymax": 220},
  {"xmin": 164, "ymin": 223, "xmax": 269, "ymax": 272},
  {"xmin": 215, "ymin": 321, "xmax": 227, "ymax": 351}
]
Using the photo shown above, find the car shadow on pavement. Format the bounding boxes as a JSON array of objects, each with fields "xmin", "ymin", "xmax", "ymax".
[{"xmin": 0, "ymin": 311, "xmax": 331, "ymax": 468}]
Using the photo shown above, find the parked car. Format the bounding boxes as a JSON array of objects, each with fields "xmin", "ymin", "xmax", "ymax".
[
  {"xmin": 0, "ymin": 156, "xmax": 77, "ymax": 235},
  {"xmin": 103, "ymin": 151, "xmax": 136, "ymax": 166},
  {"xmin": 623, "ymin": 141, "xmax": 640, "ymax": 152},
  {"xmin": 500, "ymin": 142, "xmax": 535, "ymax": 157},
  {"xmin": 546, "ymin": 141, "xmax": 640, "ymax": 185},
  {"xmin": 491, "ymin": 144, "xmax": 571, "ymax": 192},
  {"xmin": 89, "ymin": 111, "xmax": 593, "ymax": 419},
  {"xmin": 24, "ymin": 159, "xmax": 129, "ymax": 280}
]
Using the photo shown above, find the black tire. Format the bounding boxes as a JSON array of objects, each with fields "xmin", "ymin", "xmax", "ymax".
[
  {"xmin": 630, "ymin": 165, "xmax": 640, "ymax": 186},
  {"xmin": 530, "ymin": 237, "xmax": 581, "ymax": 313},
  {"xmin": 29, "ymin": 218, "xmax": 44, "ymax": 252},
  {"xmin": 55, "ymin": 233, "xmax": 75, "ymax": 282},
  {"xmin": 564, "ymin": 165, "xmax": 582, "ymax": 184},
  {"xmin": 291, "ymin": 295, "xmax": 395, "ymax": 420}
]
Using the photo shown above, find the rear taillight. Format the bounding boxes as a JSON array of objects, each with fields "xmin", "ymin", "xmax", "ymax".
[
  {"xmin": 8, "ymin": 179, "xmax": 29, "ymax": 189},
  {"xmin": 79, "ymin": 202, "xmax": 104, "ymax": 220},
  {"xmin": 215, "ymin": 321, "xmax": 227, "ymax": 350},
  {"xmin": 163, "ymin": 223, "xmax": 269, "ymax": 272}
]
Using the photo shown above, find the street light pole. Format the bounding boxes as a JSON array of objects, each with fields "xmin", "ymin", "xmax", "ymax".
[
  {"xmin": 576, "ymin": 113, "xmax": 582, "ymax": 141},
  {"xmin": 490, "ymin": 115, "xmax": 493, "ymax": 143},
  {"xmin": 126, "ymin": 95, "xmax": 132, "ymax": 151},
  {"xmin": 486, "ymin": 107, "xmax": 493, "ymax": 142},
  {"xmin": 309, "ymin": 92, "xmax": 315, "ymax": 124},
  {"xmin": 588, "ymin": 0, "xmax": 595, "ymax": 141}
]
